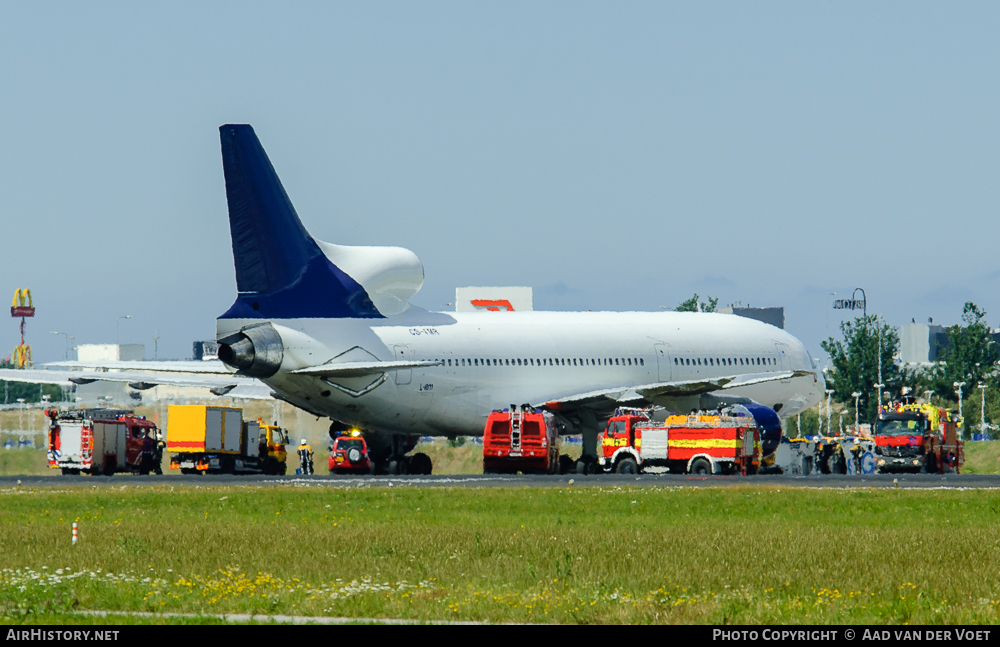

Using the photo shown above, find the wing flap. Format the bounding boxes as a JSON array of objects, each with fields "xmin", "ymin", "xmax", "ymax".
[
  {"xmin": 539, "ymin": 370, "xmax": 814, "ymax": 411},
  {"xmin": 291, "ymin": 360, "xmax": 443, "ymax": 377}
]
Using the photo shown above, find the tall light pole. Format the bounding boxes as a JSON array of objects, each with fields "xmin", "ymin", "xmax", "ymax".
[
  {"xmin": 153, "ymin": 329, "xmax": 160, "ymax": 360},
  {"xmin": 852, "ymin": 391, "xmax": 862, "ymax": 432},
  {"xmin": 117, "ymin": 315, "xmax": 132, "ymax": 346},
  {"xmin": 954, "ymin": 381, "xmax": 966, "ymax": 440},
  {"xmin": 826, "ymin": 389, "xmax": 835, "ymax": 437},
  {"xmin": 50, "ymin": 331, "xmax": 73, "ymax": 361},
  {"xmin": 876, "ymin": 321, "xmax": 884, "ymax": 412},
  {"xmin": 979, "ymin": 383, "xmax": 987, "ymax": 439}
]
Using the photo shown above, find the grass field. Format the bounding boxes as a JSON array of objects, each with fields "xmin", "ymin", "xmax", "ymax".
[
  {"xmin": 1, "ymin": 484, "xmax": 999, "ymax": 624},
  {"xmin": 963, "ymin": 441, "xmax": 1000, "ymax": 474}
]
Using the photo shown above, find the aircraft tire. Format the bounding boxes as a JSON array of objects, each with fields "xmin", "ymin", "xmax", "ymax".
[
  {"xmin": 409, "ymin": 452, "xmax": 432, "ymax": 475},
  {"xmin": 614, "ymin": 456, "xmax": 638, "ymax": 474},
  {"xmin": 575, "ymin": 456, "xmax": 598, "ymax": 475}
]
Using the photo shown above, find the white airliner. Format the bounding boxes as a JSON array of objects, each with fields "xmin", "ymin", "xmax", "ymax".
[{"xmin": 1, "ymin": 124, "xmax": 823, "ymax": 474}]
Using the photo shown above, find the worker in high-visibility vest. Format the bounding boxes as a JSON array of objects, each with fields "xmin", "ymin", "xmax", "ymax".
[{"xmin": 298, "ymin": 439, "xmax": 314, "ymax": 475}]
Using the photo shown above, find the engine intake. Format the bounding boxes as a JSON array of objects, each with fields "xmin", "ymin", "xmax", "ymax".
[{"xmin": 218, "ymin": 324, "xmax": 284, "ymax": 378}]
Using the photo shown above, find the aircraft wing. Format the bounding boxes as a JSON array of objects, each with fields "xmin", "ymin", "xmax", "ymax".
[
  {"xmin": 290, "ymin": 360, "xmax": 444, "ymax": 377},
  {"xmin": 0, "ymin": 366, "xmax": 267, "ymax": 398},
  {"xmin": 537, "ymin": 370, "xmax": 815, "ymax": 412},
  {"xmin": 45, "ymin": 360, "xmax": 234, "ymax": 374}
]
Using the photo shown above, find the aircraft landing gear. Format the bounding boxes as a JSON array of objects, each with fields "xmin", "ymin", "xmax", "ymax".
[
  {"xmin": 575, "ymin": 424, "xmax": 600, "ymax": 474},
  {"xmin": 366, "ymin": 432, "xmax": 434, "ymax": 475}
]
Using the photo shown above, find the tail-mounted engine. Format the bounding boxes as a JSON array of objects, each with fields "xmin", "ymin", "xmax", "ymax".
[{"xmin": 218, "ymin": 323, "xmax": 284, "ymax": 378}]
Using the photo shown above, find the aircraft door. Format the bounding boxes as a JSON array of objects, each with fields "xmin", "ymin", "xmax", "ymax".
[
  {"xmin": 774, "ymin": 342, "xmax": 791, "ymax": 383},
  {"xmin": 393, "ymin": 345, "xmax": 412, "ymax": 385},
  {"xmin": 653, "ymin": 343, "xmax": 672, "ymax": 382}
]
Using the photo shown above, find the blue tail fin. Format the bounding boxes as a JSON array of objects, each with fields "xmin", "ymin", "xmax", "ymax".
[{"xmin": 218, "ymin": 125, "xmax": 382, "ymax": 319}]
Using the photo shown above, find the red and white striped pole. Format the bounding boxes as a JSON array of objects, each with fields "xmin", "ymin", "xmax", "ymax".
[{"xmin": 72, "ymin": 522, "xmax": 78, "ymax": 545}]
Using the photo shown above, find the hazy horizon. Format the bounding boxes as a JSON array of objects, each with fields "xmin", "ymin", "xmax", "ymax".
[{"xmin": 2, "ymin": 2, "xmax": 998, "ymax": 363}]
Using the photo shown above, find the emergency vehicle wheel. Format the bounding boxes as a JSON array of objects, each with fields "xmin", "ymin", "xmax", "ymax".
[
  {"xmin": 409, "ymin": 452, "xmax": 432, "ymax": 475},
  {"xmin": 558, "ymin": 455, "xmax": 575, "ymax": 475},
  {"xmin": 103, "ymin": 457, "xmax": 116, "ymax": 476},
  {"xmin": 614, "ymin": 456, "xmax": 638, "ymax": 474},
  {"xmin": 690, "ymin": 458, "xmax": 712, "ymax": 475}
]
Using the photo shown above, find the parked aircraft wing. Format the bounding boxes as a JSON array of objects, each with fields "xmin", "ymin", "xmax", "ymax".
[
  {"xmin": 0, "ymin": 368, "xmax": 268, "ymax": 399},
  {"xmin": 45, "ymin": 360, "xmax": 235, "ymax": 374},
  {"xmin": 0, "ymin": 369, "xmax": 74, "ymax": 387},
  {"xmin": 538, "ymin": 370, "xmax": 815, "ymax": 411},
  {"xmin": 290, "ymin": 360, "xmax": 443, "ymax": 377}
]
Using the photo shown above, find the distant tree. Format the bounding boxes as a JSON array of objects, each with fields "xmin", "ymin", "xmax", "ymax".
[
  {"xmin": 929, "ymin": 302, "xmax": 999, "ymax": 396},
  {"xmin": 0, "ymin": 359, "xmax": 65, "ymax": 404},
  {"xmin": 785, "ymin": 408, "xmax": 821, "ymax": 437},
  {"xmin": 676, "ymin": 293, "xmax": 718, "ymax": 313},
  {"xmin": 820, "ymin": 315, "xmax": 901, "ymax": 424}
]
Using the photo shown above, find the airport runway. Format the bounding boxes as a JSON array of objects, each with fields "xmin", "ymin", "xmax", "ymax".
[{"xmin": 2, "ymin": 473, "xmax": 999, "ymax": 489}]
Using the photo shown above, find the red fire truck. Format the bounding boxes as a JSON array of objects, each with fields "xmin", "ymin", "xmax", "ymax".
[
  {"xmin": 47, "ymin": 408, "xmax": 160, "ymax": 476},
  {"xmin": 483, "ymin": 405, "xmax": 560, "ymax": 474},
  {"xmin": 599, "ymin": 409, "xmax": 760, "ymax": 475},
  {"xmin": 874, "ymin": 403, "xmax": 964, "ymax": 474}
]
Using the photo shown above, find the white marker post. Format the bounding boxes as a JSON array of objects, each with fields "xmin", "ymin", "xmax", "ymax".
[{"xmin": 72, "ymin": 522, "xmax": 78, "ymax": 545}]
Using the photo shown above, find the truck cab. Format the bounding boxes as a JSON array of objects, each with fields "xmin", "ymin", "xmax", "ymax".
[
  {"xmin": 875, "ymin": 404, "xmax": 963, "ymax": 474},
  {"xmin": 600, "ymin": 412, "xmax": 650, "ymax": 463},
  {"xmin": 253, "ymin": 420, "xmax": 289, "ymax": 474}
]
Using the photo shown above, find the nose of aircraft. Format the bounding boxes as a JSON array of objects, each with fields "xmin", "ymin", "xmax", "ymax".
[{"xmin": 780, "ymin": 334, "xmax": 826, "ymax": 417}]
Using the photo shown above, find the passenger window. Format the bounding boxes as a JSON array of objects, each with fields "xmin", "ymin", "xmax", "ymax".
[
  {"xmin": 674, "ymin": 358, "xmax": 678, "ymax": 365},
  {"xmin": 640, "ymin": 358, "xmax": 644, "ymax": 366},
  {"xmin": 627, "ymin": 358, "xmax": 631, "ymax": 366}
]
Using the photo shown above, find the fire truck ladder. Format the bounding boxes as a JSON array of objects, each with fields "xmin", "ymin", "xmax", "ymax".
[{"xmin": 509, "ymin": 404, "xmax": 522, "ymax": 453}]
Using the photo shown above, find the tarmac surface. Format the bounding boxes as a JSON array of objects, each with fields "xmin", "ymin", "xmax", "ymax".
[{"xmin": 2, "ymin": 472, "xmax": 999, "ymax": 489}]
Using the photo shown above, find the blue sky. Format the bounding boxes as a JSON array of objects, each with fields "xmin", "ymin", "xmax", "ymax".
[{"xmin": 1, "ymin": 2, "xmax": 998, "ymax": 361}]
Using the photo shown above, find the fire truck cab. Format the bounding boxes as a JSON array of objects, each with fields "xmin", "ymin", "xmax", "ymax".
[
  {"xmin": 483, "ymin": 405, "xmax": 559, "ymax": 474},
  {"xmin": 875, "ymin": 403, "xmax": 963, "ymax": 474}
]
